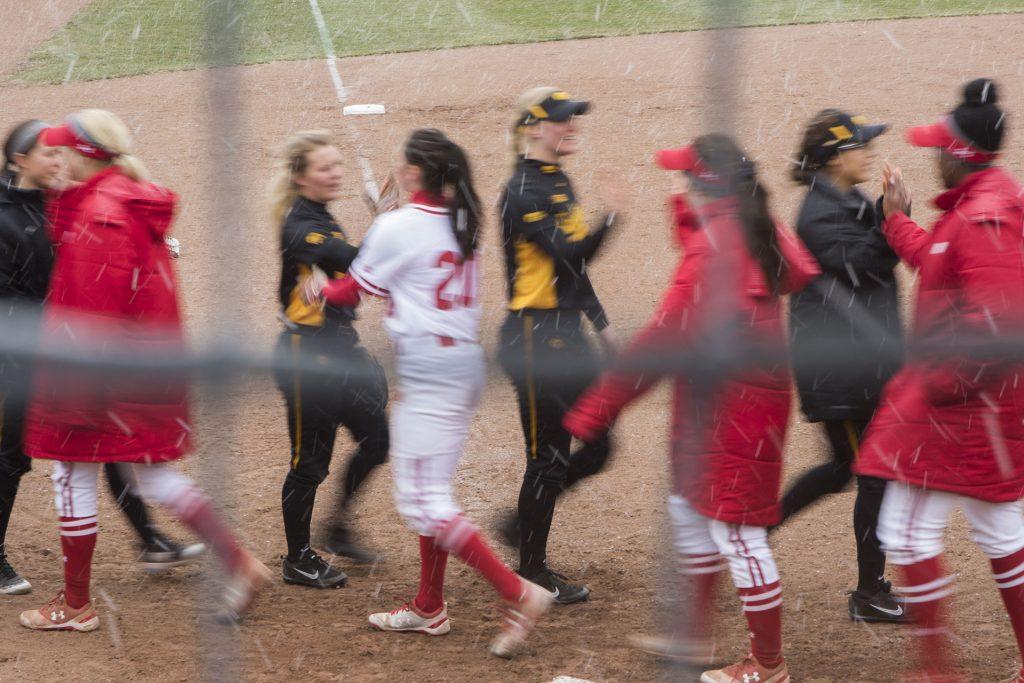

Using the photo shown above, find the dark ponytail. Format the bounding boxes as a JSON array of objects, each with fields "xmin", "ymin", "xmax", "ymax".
[
  {"xmin": 693, "ymin": 133, "xmax": 785, "ymax": 294},
  {"xmin": 790, "ymin": 108, "xmax": 844, "ymax": 185},
  {"xmin": 404, "ymin": 128, "xmax": 481, "ymax": 261}
]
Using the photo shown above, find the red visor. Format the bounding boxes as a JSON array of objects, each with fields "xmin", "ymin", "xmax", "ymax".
[
  {"xmin": 42, "ymin": 123, "xmax": 115, "ymax": 160},
  {"xmin": 655, "ymin": 145, "xmax": 724, "ymax": 186},
  {"xmin": 906, "ymin": 117, "xmax": 998, "ymax": 164}
]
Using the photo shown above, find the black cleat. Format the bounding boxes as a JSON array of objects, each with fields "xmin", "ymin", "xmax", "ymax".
[
  {"xmin": 520, "ymin": 564, "xmax": 590, "ymax": 605},
  {"xmin": 848, "ymin": 581, "xmax": 907, "ymax": 623},
  {"xmin": 138, "ymin": 537, "xmax": 206, "ymax": 572},
  {"xmin": 0, "ymin": 555, "xmax": 31, "ymax": 595},
  {"xmin": 282, "ymin": 547, "xmax": 348, "ymax": 589},
  {"xmin": 494, "ymin": 510, "xmax": 520, "ymax": 549},
  {"xmin": 322, "ymin": 526, "xmax": 378, "ymax": 565}
]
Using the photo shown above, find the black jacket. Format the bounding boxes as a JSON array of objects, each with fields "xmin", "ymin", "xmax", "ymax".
[
  {"xmin": 499, "ymin": 157, "xmax": 610, "ymax": 330},
  {"xmin": 0, "ymin": 175, "xmax": 52, "ymax": 307},
  {"xmin": 278, "ymin": 196, "xmax": 359, "ymax": 338},
  {"xmin": 788, "ymin": 175, "xmax": 903, "ymax": 422}
]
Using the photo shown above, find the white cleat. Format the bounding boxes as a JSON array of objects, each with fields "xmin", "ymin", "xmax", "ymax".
[
  {"xmin": 490, "ymin": 578, "xmax": 554, "ymax": 658},
  {"xmin": 369, "ymin": 602, "xmax": 451, "ymax": 635}
]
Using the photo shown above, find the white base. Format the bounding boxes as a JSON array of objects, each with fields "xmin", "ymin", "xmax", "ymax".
[{"xmin": 343, "ymin": 104, "xmax": 386, "ymax": 116}]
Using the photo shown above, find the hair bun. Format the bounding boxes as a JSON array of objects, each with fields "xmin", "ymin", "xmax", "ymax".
[{"xmin": 963, "ymin": 78, "xmax": 999, "ymax": 106}]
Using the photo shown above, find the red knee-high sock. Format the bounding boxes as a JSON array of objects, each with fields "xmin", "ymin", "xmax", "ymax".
[
  {"xmin": 681, "ymin": 553, "xmax": 724, "ymax": 641},
  {"xmin": 737, "ymin": 581, "xmax": 783, "ymax": 668},
  {"xmin": 437, "ymin": 515, "xmax": 523, "ymax": 603},
  {"xmin": 414, "ymin": 535, "xmax": 448, "ymax": 614},
  {"xmin": 991, "ymin": 547, "xmax": 1024, "ymax": 669},
  {"xmin": 59, "ymin": 516, "xmax": 98, "ymax": 609},
  {"xmin": 175, "ymin": 489, "xmax": 245, "ymax": 573},
  {"xmin": 899, "ymin": 555, "xmax": 955, "ymax": 674}
]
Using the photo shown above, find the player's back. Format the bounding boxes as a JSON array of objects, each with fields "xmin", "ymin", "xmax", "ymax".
[{"xmin": 351, "ymin": 198, "xmax": 481, "ymax": 343}]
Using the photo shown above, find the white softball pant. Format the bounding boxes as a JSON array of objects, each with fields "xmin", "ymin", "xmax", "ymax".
[
  {"xmin": 390, "ymin": 340, "xmax": 485, "ymax": 537},
  {"xmin": 878, "ymin": 482, "xmax": 1024, "ymax": 565},
  {"xmin": 52, "ymin": 461, "xmax": 198, "ymax": 519},
  {"xmin": 667, "ymin": 494, "xmax": 780, "ymax": 588}
]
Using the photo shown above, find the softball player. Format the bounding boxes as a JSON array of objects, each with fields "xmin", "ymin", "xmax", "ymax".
[
  {"xmin": 270, "ymin": 131, "xmax": 390, "ymax": 588},
  {"xmin": 496, "ymin": 87, "xmax": 623, "ymax": 603},
  {"xmin": 565, "ymin": 135, "xmax": 820, "ymax": 683},
  {"xmin": 0, "ymin": 121, "xmax": 202, "ymax": 596},
  {"xmin": 18, "ymin": 110, "xmax": 268, "ymax": 632},
  {"xmin": 321, "ymin": 128, "xmax": 551, "ymax": 658},
  {"xmin": 782, "ymin": 110, "xmax": 904, "ymax": 622},
  {"xmin": 857, "ymin": 79, "xmax": 1024, "ymax": 681}
]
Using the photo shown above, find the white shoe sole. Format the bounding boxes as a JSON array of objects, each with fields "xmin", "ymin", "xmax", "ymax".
[
  {"xmin": 701, "ymin": 670, "xmax": 790, "ymax": 683},
  {"xmin": 19, "ymin": 613, "xmax": 98, "ymax": 632},
  {"xmin": 368, "ymin": 611, "xmax": 451, "ymax": 636},
  {"xmin": 1, "ymin": 578, "xmax": 32, "ymax": 595},
  {"xmin": 138, "ymin": 543, "xmax": 206, "ymax": 573}
]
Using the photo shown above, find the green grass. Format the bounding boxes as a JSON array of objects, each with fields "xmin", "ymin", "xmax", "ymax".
[{"xmin": 15, "ymin": 0, "xmax": 1024, "ymax": 83}]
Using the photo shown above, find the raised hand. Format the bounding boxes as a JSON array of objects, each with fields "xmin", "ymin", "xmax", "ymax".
[{"xmin": 882, "ymin": 162, "xmax": 911, "ymax": 217}]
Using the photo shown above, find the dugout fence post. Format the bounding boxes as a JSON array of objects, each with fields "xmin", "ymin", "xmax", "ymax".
[
  {"xmin": 197, "ymin": 1, "xmax": 250, "ymax": 680},
  {"xmin": 663, "ymin": 1, "xmax": 746, "ymax": 679}
]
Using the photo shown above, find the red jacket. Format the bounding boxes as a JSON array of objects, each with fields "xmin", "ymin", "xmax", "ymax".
[
  {"xmin": 24, "ymin": 167, "xmax": 191, "ymax": 463},
  {"xmin": 856, "ymin": 167, "xmax": 1024, "ymax": 502},
  {"xmin": 564, "ymin": 195, "xmax": 819, "ymax": 526}
]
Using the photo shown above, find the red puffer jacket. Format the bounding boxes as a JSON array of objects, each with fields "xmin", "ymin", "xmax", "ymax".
[
  {"xmin": 856, "ymin": 167, "xmax": 1024, "ymax": 502},
  {"xmin": 564, "ymin": 194, "xmax": 820, "ymax": 526},
  {"xmin": 24, "ymin": 167, "xmax": 191, "ymax": 463}
]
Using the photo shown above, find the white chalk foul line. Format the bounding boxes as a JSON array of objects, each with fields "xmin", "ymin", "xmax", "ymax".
[
  {"xmin": 306, "ymin": 0, "xmax": 380, "ymax": 201},
  {"xmin": 307, "ymin": 0, "xmax": 348, "ymax": 102}
]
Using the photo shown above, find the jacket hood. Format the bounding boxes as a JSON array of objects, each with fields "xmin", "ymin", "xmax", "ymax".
[
  {"xmin": 123, "ymin": 182, "xmax": 177, "ymax": 239},
  {"xmin": 935, "ymin": 166, "xmax": 1024, "ymax": 220},
  {"xmin": 57, "ymin": 167, "xmax": 178, "ymax": 239}
]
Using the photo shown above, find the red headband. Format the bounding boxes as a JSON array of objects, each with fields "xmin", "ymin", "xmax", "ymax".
[
  {"xmin": 905, "ymin": 117, "xmax": 999, "ymax": 164},
  {"xmin": 41, "ymin": 119, "xmax": 117, "ymax": 161},
  {"xmin": 655, "ymin": 145, "xmax": 725, "ymax": 186}
]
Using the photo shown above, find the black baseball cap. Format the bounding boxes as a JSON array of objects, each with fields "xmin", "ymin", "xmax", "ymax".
[
  {"xmin": 520, "ymin": 91, "xmax": 590, "ymax": 126},
  {"xmin": 810, "ymin": 112, "xmax": 887, "ymax": 165}
]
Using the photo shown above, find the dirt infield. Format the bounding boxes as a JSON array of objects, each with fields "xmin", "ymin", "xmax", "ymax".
[{"xmin": 1, "ymin": 12, "xmax": 1023, "ymax": 682}]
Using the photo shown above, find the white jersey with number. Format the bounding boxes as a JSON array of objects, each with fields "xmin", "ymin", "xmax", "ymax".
[{"xmin": 349, "ymin": 201, "xmax": 480, "ymax": 342}]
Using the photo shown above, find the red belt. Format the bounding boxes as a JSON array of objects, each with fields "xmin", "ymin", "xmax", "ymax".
[{"xmin": 437, "ymin": 335, "xmax": 456, "ymax": 346}]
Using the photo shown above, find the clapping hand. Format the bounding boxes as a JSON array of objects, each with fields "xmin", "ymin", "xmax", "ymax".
[{"xmin": 882, "ymin": 162, "xmax": 911, "ymax": 218}]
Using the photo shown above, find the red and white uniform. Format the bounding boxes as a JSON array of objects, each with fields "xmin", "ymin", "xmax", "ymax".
[
  {"xmin": 349, "ymin": 192, "xmax": 483, "ymax": 539},
  {"xmin": 19, "ymin": 165, "xmax": 249, "ymax": 614},
  {"xmin": 852, "ymin": 166, "xmax": 1024, "ymax": 678},
  {"xmin": 854, "ymin": 167, "xmax": 1024, "ymax": 562},
  {"xmin": 564, "ymin": 193, "xmax": 819, "ymax": 665}
]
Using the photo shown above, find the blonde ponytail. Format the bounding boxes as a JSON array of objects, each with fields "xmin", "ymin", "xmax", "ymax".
[
  {"xmin": 72, "ymin": 109, "xmax": 149, "ymax": 182},
  {"xmin": 268, "ymin": 130, "xmax": 334, "ymax": 229},
  {"xmin": 511, "ymin": 86, "xmax": 560, "ymax": 165}
]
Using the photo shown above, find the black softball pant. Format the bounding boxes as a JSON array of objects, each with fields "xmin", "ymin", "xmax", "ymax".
[
  {"xmin": 779, "ymin": 418, "xmax": 887, "ymax": 592},
  {"xmin": 275, "ymin": 331, "xmax": 389, "ymax": 559},
  {"xmin": 499, "ymin": 310, "xmax": 611, "ymax": 575}
]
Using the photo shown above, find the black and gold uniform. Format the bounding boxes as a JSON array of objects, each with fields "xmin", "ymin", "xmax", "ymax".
[
  {"xmin": 276, "ymin": 196, "xmax": 388, "ymax": 571},
  {"xmin": 498, "ymin": 153, "xmax": 616, "ymax": 601}
]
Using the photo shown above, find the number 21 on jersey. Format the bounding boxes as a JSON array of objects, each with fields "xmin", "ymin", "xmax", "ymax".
[{"xmin": 435, "ymin": 251, "xmax": 477, "ymax": 310}]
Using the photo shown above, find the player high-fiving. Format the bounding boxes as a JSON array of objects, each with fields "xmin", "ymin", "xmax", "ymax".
[{"xmin": 323, "ymin": 128, "xmax": 552, "ymax": 658}]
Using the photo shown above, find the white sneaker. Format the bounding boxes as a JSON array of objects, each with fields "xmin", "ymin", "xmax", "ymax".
[
  {"xmin": 369, "ymin": 602, "xmax": 450, "ymax": 635},
  {"xmin": 490, "ymin": 579, "xmax": 554, "ymax": 658}
]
